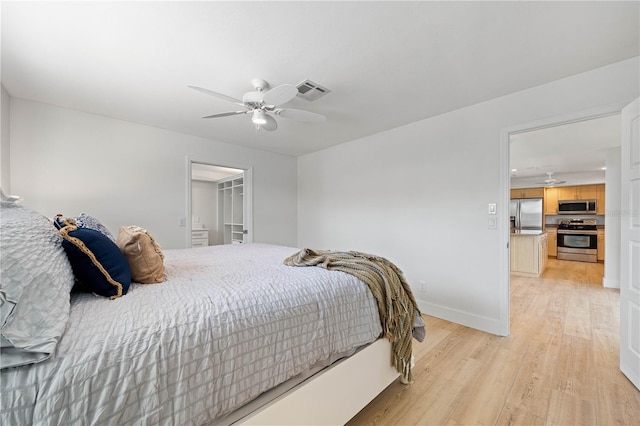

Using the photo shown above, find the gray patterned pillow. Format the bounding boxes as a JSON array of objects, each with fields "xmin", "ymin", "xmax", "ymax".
[
  {"xmin": 0, "ymin": 202, "xmax": 75, "ymax": 369},
  {"xmin": 54, "ymin": 212, "xmax": 116, "ymax": 243},
  {"xmin": 74, "ymin": 213, "xmax": 116, "ymax": 243}
]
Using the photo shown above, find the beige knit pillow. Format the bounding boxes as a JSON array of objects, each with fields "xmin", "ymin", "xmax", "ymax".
[{"xmin": 116, "ymin": 226, "xmax": 165, "ymax": 284}]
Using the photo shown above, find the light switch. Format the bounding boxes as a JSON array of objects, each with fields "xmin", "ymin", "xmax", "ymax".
[
  {"xmin": 488, "ymin": 217, "xmax": 497, "ymax": 229},
  {"xmin": 488, "ymin": 203, "xmax": 497, "ymax": 215}
]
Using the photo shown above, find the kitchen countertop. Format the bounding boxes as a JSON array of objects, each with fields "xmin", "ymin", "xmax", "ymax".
[{"xmin": 510, "ymin": 229, "xmax": 546, "ymax": 236}]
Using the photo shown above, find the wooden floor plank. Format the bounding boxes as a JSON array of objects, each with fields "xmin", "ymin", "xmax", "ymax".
[
  {"xmin": 448, "ymin": 347, "xmax": 520, "ymax": 426},
  {"xmin": 495, "ymin": 404, "xmax": 546, "ymax": 426},
  {"xmin": 552, "ymin": 335, "xmax": 596, "ymax": 401},
  {"xmin": 502, "ymin": 341, "xmax": 561, "ymax": 420},
  {"xmin": 562, "ymin": 290, "xmax": 592, "ymax": 340},
  {"xmin": 594, "ymin": 369, "xmax": 640, "ymax": 425},
  {"xmin": 545, "ymin": 390, "xmax": 596, "ymax": 425}
]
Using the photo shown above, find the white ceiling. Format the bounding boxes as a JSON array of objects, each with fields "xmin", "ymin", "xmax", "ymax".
[
  {"xmin": 1, "ymin": 1, "xmax": 638, "ymax": 160},
  {"xmin": 191, "ymin": 163, "xmax": 242, "ymax": 182},
  {"xmin": 510, "ymin": 113, "xmax": 621, "ymax": 187}
]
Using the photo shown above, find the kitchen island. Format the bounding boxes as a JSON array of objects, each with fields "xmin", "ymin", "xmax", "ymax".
[{"xmin": 510, "ymin": 230, "xmax": 548, "ymax": 277}]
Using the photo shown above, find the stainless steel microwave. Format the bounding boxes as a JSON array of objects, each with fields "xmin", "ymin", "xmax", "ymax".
[{"xmin": 558, "ymin": 200, "xmax": 596, "ymax": 215}]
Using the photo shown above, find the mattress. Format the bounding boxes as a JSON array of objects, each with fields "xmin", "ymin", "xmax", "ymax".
[{"xmin": 1, "ymin": 243, "xmax": 383, "ymax": 425}]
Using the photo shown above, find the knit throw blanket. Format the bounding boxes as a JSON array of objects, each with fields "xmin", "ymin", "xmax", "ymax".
[{"xmin": 283, "ymin": 248, "xmax": 421, "ymax": 382}]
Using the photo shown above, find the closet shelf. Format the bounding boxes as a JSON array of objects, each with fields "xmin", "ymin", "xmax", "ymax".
[{"xmin": 218, "ymin": 174, "xmax": 244, "ymax": 244}]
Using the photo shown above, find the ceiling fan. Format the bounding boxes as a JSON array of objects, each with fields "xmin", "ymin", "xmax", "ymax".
[
  {"xmin": 188, "ymin": 79, "xmax": 326, "ymax": 132},
  {"xmin": 537, "ymin": 172, "xmax": 567, "ymax": 186}
]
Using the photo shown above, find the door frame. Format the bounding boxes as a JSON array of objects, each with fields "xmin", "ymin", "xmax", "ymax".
[
  {"xmin": 499, "ymin": 102, "xmax": 627, "ymax": 336},
  {"xmin": 619, "ymin": 98, "xmax": 640, "ymax": 390},
  {"xmin": 186, "ymin": 157, "xmax": 253, "ymax": 248}
]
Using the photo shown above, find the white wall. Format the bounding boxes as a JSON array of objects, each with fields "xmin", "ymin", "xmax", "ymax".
[
  {"xmin": 297, "ymin": 57, "xmax": 639, "ymax": 335},
  {"xmin": 9, "ymin": 99, "xmax": 298, "ymax": 249},
  {"xmin": 604, "ymin": 147, "xmax": 622, "ymax": 288},
  {"xmin": 1, "ymin": 85, "xmax": 10, "ymax": 191}
]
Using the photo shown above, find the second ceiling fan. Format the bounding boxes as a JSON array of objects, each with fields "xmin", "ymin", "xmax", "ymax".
[
  {"xmin": 188, "ymin": 79, "xmax": 326, "ymax": 132},
  {"xmin": 536, "ymin": 172, "xmax": 567, "ymax": 186}
]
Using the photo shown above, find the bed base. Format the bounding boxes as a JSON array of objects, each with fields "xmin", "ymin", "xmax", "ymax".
[{"xmin": 236, "ymin": 339, "xmax": 398, "ymax": 425}]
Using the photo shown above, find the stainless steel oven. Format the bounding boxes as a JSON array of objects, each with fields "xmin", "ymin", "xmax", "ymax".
[{"xmin": 557, "ymin": 219, "xmax": 598, "ymax": 263}]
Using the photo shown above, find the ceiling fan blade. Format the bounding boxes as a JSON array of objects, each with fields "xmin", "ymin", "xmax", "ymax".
[
  {"xmin": 202, "ymin": 110, "xmax": 247, "ymax": 119},
  {"xmin": 262, "ymin": 84, "xmax": 298, "ymax": 106},
  {"xmin": 276, "ymin": 108, "xmax": 326, "ymax": 123},
  {"xmin": 188, "ymin": 85, "xmax": 244, "ymax": 105},
  {"xmin": 261, "ymin": 114, "xmax": 278, "ymax": 131}
]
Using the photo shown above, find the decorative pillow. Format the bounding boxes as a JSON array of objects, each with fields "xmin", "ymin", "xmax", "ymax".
[
  {"xmin": 0, "ymin": 202, "xmax": 75, "ymax": 369},
  {"xmin": 59, "ymin": 222, "xmax": 131, "ymax": 299},
  {"xmin": 116, "ymin": 226, "xmax": 165, "ymax": 284},
  {"xmin": 54, "ymin": 213, "xmax": 116, "ymax": 243}
]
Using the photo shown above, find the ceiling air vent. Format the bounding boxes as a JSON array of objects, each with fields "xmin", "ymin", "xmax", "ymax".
[{"xmin": 296, "ymin": 80, "xmax": 331, "ymax": 102}]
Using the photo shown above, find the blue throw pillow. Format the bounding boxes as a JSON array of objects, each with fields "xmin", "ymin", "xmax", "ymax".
[{"xmin": 60, "ymin": 226, "xmax": 131, "ymax": 299}]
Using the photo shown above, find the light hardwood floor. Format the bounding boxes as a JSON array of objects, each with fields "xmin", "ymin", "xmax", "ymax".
[{"xmin": 347, "ymin": 259, "xmax": 640, "ymax": 425}]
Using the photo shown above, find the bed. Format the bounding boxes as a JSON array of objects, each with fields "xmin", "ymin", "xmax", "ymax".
[{"xmin": 0, "ymin": 202, "xmax": 423, "ymax": 425}]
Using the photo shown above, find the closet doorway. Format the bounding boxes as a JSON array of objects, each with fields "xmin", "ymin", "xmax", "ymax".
[{"xmin": 188, "ymin": 161, "xmax": 253, "ymax": 248}]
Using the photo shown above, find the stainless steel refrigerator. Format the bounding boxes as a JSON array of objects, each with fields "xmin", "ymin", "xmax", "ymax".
[{"xmin": 510, "ymin": 198, "xmax": 543, "ymax": 230}]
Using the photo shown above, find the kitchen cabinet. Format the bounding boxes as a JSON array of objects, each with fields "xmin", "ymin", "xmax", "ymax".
[
  {"xmin": 597, "ymin": 229, "xmax": 605, "ymax": 262},
  {"xmin": 547, "ymin": 228, "xmax": 557, "ymax": 257},
  {"xmin": 596, "ymin": 184, "xmax": 606, "ymax": 214},
  {"xmin": 556, "ymin": 186, "xmax": 577, "ymax": 202},
  {"xmin": 510, "ymin": 232, "xmax": 548, "ymax": 277},
  {"xmin": 555, "ymin": 184, "xmax": 600, "ymax": 201},
  {"xmin": 544, "ymin": 187, "xmax": 558, "ymax": 214},
  {"xmin": 576, "ymin": 184, "xmax": 597, "ymax": 200},
  {"xmin": 511, "ymin": 187, "xmax": 544, "ymax": 199},
  {"xmin": 539, "ymin": 234, "xmax": 548, "ymax": 272}
]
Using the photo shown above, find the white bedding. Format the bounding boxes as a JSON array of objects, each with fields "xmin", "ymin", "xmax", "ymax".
[
  {"xmin": 1, "ymin": 243, "xmax": 382, "ymax": 425},
  {"xmin": 0, "ymin": 202, "xmax": 76, "ymax": 369}
]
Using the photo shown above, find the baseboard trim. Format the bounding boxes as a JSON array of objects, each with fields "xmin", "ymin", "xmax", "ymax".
[
  {"xmin": 602, "ymin": 277, "xmax": 620, "ymax": 289},
  {"xmin": 416, "ymin": 299, "xmax": 506, "ymax": 337}
]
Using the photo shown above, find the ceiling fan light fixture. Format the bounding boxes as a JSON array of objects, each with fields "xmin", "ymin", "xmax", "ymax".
[
  {"xmin": 189, "ymin": 79, "xmax": 327, "ymax": 132},
  {"xmin": 252, "ymin": 110, "xmax": 267, "ymax": 125},
  {"xmin": 535, "ymin": 171, "xmax": 567, "ymax": 186}
]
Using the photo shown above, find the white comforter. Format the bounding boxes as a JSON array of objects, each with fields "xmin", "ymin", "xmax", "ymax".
[{"xmin": 1, "ymin": 243, "xmax": 382, "ymax": 425}]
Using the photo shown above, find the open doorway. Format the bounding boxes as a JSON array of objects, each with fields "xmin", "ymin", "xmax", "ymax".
[
  {"xmin": 188, "ymin": 161, "xmax": 253, "ymax": 248},
  {"xmin": 509, "ymin": 113, "xmax": 620, "ymax": 282},
  {"xmin": 500, "ymin": 104, "xmax": 624, "ymax": 336}
]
